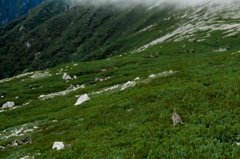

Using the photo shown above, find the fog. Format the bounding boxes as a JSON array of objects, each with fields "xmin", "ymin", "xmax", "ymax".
[{"xmin": 69, "ymin": 0, "xmax": 237, "ymax": 6}]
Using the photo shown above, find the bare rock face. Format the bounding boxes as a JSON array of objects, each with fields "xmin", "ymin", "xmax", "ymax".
[
  {"xmin": 121, "ymin": 81, "xmax": 136, "ymax": 90},
  {"xmin": 2, "ymin": 102, "xmax": 15, "ymax": 108},
  {"xmin": 62, "ymin": 73, "xmax": 72, "ymax": 80},
  {"xmin": 52, "ymin": 142, "xmax": 65, "ymax": 150},
  {"xmin": 74, "ymin": 94, "xmax": 90, "ymax": 106}
]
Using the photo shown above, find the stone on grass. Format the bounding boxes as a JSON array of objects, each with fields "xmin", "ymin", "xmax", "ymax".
[
  {"xmin": 121, "ymin": 81, "xmax": 136, "ymax": 90},
  {"xmin": 62, "ymin": 73, "xmax": 72, "ymax": 80},
  {"xmin": 149, "ymin": 74, "xmax": 156, "ymax": 78},
  {"xmin": 52, "ymin": 142, "xmax": 65, "ymax": 150},
  {"xmin": 74, "ymin": 94, "xmax": 90, "ymax": 106},
  {"xmin": 23, "ymin": 129, "xmax": 34, "ymax": 133},
  {"xmin": 2, "ymin": 102, "xmax": 15, "ymax": 108},
  {"xmin": 134, "ymin": 77, "xmax": 140, "ymax": 80},
  {"xmin": 34, "ymin": 126, "xmax": 38, "ymax": 129},
  {"xmin": 20, "ymin": 156, "xmax": 29, "ymax": 159},
  {"xmin": 0, "ymin": 146, "xmax": 5, "ymax": 149}
]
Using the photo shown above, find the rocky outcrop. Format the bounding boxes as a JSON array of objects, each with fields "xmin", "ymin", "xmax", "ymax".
[
  {"xmin": 31, "ymin": 71, "xmax": 51, "ymax": 79},
  {"xmin": 2, "ymin": 102, "xmax": 15, "ymax": 108},
  {"xmin": 121, "ymin": 81, "xmax": 136, "ymax": 91},
  {"xmin": 74, "ymin": 94, "xmax": 90, "ymax": 106},
  {"xmin": 52, "ymin": 142, "xmax": 65, "ymax": 150}
]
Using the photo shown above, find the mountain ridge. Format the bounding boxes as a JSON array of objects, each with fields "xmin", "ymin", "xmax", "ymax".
[{"xmin": 1, "ymin": 1, "xmax": 240, "ymax": 158}]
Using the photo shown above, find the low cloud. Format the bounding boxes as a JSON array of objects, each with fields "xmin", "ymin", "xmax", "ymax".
[{"xmin": 68, "ymin": 0, "xmax": 237, "ymax": 8}]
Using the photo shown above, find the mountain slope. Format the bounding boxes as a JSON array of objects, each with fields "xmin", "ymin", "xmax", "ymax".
[
  {"xmin": 0, "ymin": 0, "xmax": 47, "ymax": 26},
  {"xmin": 1, "ymin": 0, "xmax": 240, "ymax": 158},
  {"xmin": 0, "ymin": 0, "xmax": 177, "ymax": 79}
]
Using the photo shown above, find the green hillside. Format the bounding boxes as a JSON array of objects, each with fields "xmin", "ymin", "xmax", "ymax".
[
  {"xmin": 1, "ymin": 0, "xmax": 240, "ymax": 158},
  {"xmin": 0, "ymin": 0, "xmax": 176, "ymax": 79}
]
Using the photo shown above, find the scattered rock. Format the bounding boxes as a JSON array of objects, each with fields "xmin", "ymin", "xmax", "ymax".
[
  {"xmin": 31, "ymin": 71, "xmax": 51, "ymax": 79},
  {"xmin": 2, "ymin": 102, "xmax": 15, "ymax": 108},
  {"xmin": 53, "ymin": 120, "xmax": 58, "ymax": 122},
  {"xmin": 74, "ymin": 64, "xmax": 78, "ymax": 66},
  {"xmin": 121, "ymin": 81, "xmax": 136, "ymax": 90},
  {"xmin": 236, "ymin": 142, "xmax": 240, "ymax": 146},
  {"xmin": 3, "ymin": 129, "xmax": 7, "ymax": 134},
  {"xmin": 62, "ymin": 73, "xmax": 72, "ymax": 80},
  {"xmin": 33, "ymin": 126, "xmax": 38, "ymax": 129},
  {"xmin": 127, "ymin": 108, "xmax": 133, "ymax": 112},
  {"xmin": 20, "ymin": 156, "xmax": 29, "ymax": 159},
  {"xmin": 74, "ymin": 94, "xmax": 90, "ymax": 106},
  {"xmin": 0, "ymin": 146, "xmax": 5, "ymax": 149},
  {"xmin": 11, "ymin": 137, "xmax": 31, "ymax": 147},
  {"xmin": 23, "ymin": 129, "xmax": 33, "ymax": 133},
  {"xmin": 73, "ymin": 75, "xmax": 77, "ymax": 79},
  {"xmin": 214, "ymin": 47, "xmax": 229, "ymax": 52},
  {"xmin": 38, "ymin": 85, "xmax": 85, "ymax": 100},
  {"xmin": 15, "ymin": 96, "xmax": 19, "ymax": 99},
  {"xmin": 134, "ymin": 77, "xmax": 140, "ymax": 80},
  {"xmin": 149, "ymin": 74, "xmax": 156, "ymax": 78},
  {"xmin": 98, "ymin": 67, "xmax": 113, "ymax": 72},
  {"xmin": 52, "ymin": 142, "xmax": 65, "ymax": 150},
  {"xmin": 1, "ymin": 96, "xmax": 4, "ymax": 98}
]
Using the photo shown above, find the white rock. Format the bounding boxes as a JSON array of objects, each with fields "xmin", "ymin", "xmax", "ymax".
[
  {"xmin": 31, "ymin": 71, "xmax": 51, "ymax": 79},
  {"xmin": 134, "ymin": 77, "xmax": 140, "ymax": 80},
  {"xmin": 19, "ymin": 134, "xmax": 24, "ymax": 136},
  {"xmin": 38, "ymin": 95, "xmax": 45, "ymax": 99},
  {"xmin": 1, "ymin": 96, "xmax": 4, "ymax": 98},
  {"xmin": 23, "ymin": 129, "xmax": 34, "ymax": 133},
  {"xmin": 62, "ymin": 73, "xmax": 72, "ymax": 80},
  {"xmin": 33, "ymin": 126, "xmax": 38, "ymax": 129},
  {"xmin": 15, "ymin": 127, "xmax": 24, "ymax": 134},
  {"xmin": 52, "ymin": 142, "xmax": 65, "ymax": 150},
  {"xmin": 15, "ymin": 96, "xmax": 19, "ymax": 99},
  {"xmin": 74, "ymin": 64, "xmax": 78, "ymax": 66},
  {"xmin": 2, "ymin": 102, "xmax": 15, "ymax": 108},
  {"xmin": 74, "ymin": 94, "xmax": 90, "ymax": 106},
  {"xmin": 121, "ymin": 81, "xmax": 136, "ymax": 91},
  {"xmin": 149, "ymin": 74, "xmax": 156, "ymax": 78},
  {"xmin": 73, "ymin": 75, "xmax": 77, "ymax": 79},
  {"xmin": 53, "ymin": 120, "xmax": 58, "ymax": 122},
  {"xmin": 0, "ymin": 146, "xmax": 5, "ymax": 149},
  {"xmin": 20, "ymin": 156, "xmax": 29, "ymax": 159},
  {"xmin": 236, "ymin": 142, "xmax": 240, "ymax": 146},
  {"xmin": 12, "ymin": 143, "xmax": 18, "ymax": 147}
]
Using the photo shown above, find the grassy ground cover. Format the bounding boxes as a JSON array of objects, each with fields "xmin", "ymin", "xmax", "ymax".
[{"xmin": 1, "ymin": 33, "xmax": 240, "ymax": 158}]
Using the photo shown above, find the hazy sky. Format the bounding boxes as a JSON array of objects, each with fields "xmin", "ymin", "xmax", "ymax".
[
  {"xmin": 69, "ymin": 0, "xmax": 237, "ymax": 8},
  {"xmin": 71, "ymin": 0, "xmax": 236, "ymax": 4}
]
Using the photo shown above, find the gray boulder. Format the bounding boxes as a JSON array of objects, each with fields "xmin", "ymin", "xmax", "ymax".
[
  {"xmin": 74, "ymin": 94, "xmax": 90, "ymax": 106},
  {"xmin": 2, "ymin": 102, "xmax": 15, "ymax": 108},
  {"xmin": 52, "ymin": 142, "xmax": 65, "ymax": 150}
]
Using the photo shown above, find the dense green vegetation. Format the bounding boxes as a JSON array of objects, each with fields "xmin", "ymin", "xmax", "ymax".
[
  {"xmin": 1, "ymin": 0, "xmax": 240, "ymax": 158},
  {"xmin": 1, "ymin": 28, "xmax": 240, "ymax": 157},
  {"xmin": 0, "ymin": 0, "xmax": 176, "ymax": 79}
]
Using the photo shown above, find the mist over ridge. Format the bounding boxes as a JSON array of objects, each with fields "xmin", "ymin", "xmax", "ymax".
[{"xmin": 67, "ymin": 0, "xmax": 237, "ymax": 6}]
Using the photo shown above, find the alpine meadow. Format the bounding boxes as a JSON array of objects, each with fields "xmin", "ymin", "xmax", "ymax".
[{"xmin": 1, "ymin": 0, "xmax": 240, "ymax": 158}]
